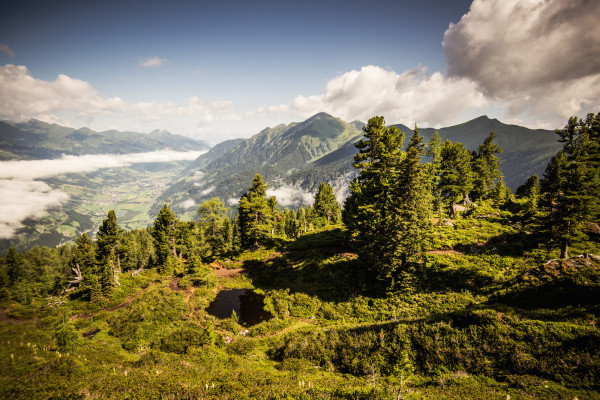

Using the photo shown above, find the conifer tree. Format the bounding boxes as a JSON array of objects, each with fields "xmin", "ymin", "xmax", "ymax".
[
  {"xmin": 238, "ymin": 174, "xmax": 274, "ymax": 249},
  {"xmin": 520, "ymin": 175, "xmax": 540, "ymax": 223},
  {"xmin": 343, "ymin": 116, "xmax": 405, "ymax": 284},
  {"xmin": 71, "ymin": 233, "xmax": 96, "ymax": 284},
  {"xmin": 540, "ymin": 113, "xmax": 600, "ymax": 258},
  {"xmin": 394, "ymin": 128, "xmax": 432, "ymax": 270},
  {"xmin": 153, "ymin": 205, "xmax": 178, "ymax": 273},
  {"xmin": 313, "ymin": 182, "xmax": 341, "ymax": 224},
  {"xmin": 439, "ymin": 140, "xmax": 474, "ymax": 211},
  {"xmin": 426, "ymin": 131, "xmax": 443, "ymax": 211},
  {"xmin": 96, "ymin": 210, "xmax": 122, "ymax": 292},
  {"xmin": 6, "ymin": 247, "xmax": 22, "ymax": 285},
  {"xmin": 198, "ymin": 197, "xmax": 228, "ymax": 258},
  {"xmin": 471, "ymin": 132, "xmax": 503, "ymax": 200}
]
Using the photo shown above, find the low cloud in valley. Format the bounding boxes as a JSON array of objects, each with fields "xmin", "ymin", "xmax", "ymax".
[{"xmin": 0, "ymin": 150, "xmax": 205, "ymax": 239}]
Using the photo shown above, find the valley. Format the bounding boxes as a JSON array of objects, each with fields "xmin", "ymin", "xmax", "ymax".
[{"xmin": 1, "ymin": 161, "xmax": 192, "ymax": 251}]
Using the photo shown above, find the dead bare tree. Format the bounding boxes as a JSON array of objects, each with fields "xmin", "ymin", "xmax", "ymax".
[{"xmin": 65, "ymin": 263, "xmax": 83, "ymax": 293}]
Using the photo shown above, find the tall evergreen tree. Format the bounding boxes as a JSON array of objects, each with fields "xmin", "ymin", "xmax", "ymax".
[
  {"xmin": 238, "ymin": 174, "xmax": 274, "ymax": 249},
  {"xmin": 6, "ymin": 247, "xmax": 22, "ymax": 285},
  {"xmin": 439, "ymin": 140, "xmax": 474, "ymax": 211},
  {"xmin": 96, "ymin": 210, "xmax": 122, "ymax": 292},
  {"xmin": 198, "ymin": 197, "xmax": 228, "ymax": 258},
  {"xmin": 313, "ymin": 182, "xmax": 341, "ymax": 224},
  {"xmin": 153, "ymin": 205, "xmax": 178, "ymax": 273},
  {"xmin": 71, "ymin": 233, "xmax": 96, "ymax": 281},
  {"xmin": 540, "ymin": 113, "xmax": 600, "ymax": 258},
  {"xmin": 394, "ymin": 128, "xmax": 432, "ymax": 269},
  {"xmin": 342, "ymin": 116, "xmax": 405, "ymax": 284},
  {"xmin": 471, "ymin": 132, "xmax": 503, "ymax": 200},
  {"xmin": 426, "ymin": 131, "xmax": 443, "ymax": 211}
]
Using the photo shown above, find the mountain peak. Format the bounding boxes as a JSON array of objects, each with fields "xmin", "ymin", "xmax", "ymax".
[{"xmin": 306, "ymin": 112, "xmax": 336, "ymax": 121}]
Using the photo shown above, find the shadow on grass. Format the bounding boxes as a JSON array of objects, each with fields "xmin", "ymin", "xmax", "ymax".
[{"xmin": 247, "ymin": 249, "xmax": 373, "ymax": 302}]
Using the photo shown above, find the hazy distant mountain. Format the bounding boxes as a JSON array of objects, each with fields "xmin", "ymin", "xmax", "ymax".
[
  {"xmin": 186, "ymin": 138, "xmax": 246, "ymax": 170},
  {"xmin": 158, "ymin": 113, "xmax": 562, "ymax": 215},
  {"xmin": 0, "ymin": 120, "xmax": 210, "ymax": 160}
]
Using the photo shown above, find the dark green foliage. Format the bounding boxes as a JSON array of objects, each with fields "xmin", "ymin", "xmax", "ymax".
[
  {"xmin": 71, "ymin": 233, "xmax": 96, "ymax": 279},
  {"xmin": 313, "ymin": 182, "xmax": 341, "ymax": 225},
  {"xmin": 439, "ymin": 140, "xmax": 474, "ymax": 206},
  {"xmin": 54, "ymin": 312, "xmax": 81, "ymax": 352},
  {"xmin": 158, "ymin": 322, "xmax": 217, "ymax": 354},
  {"xmin": 96, "ymin": 210, "xmax": 123, "ymax": 292},
  {"xmin": 471, "ymin": 132, "xmax": 503, "ymax": 200},
  {"xmin": 198, "ymin": 197, "xmax": 228, "ymax": 258},
  {"xmin": 343, "ymin": 116, "xmax": 405, "ymax": 284},
  {"xmin": 540, "ymin": 113, "xmax": 600, "ymax": 258},
  {"xmin": 238, "ymin": 174, "xmax": 275, "ymax": 249},
  {"xmin": 152, "ymin": 205, "xmax": 178, "ymax": 273}
]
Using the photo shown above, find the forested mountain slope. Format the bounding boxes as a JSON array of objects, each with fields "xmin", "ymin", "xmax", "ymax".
[{"xmin": 159, "ymin": 113, "xmax": 560, "ymax": 215}]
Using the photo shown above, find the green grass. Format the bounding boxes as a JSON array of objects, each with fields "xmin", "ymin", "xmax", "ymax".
[{"xmin": 1, "ymin": 215, "xmax": 599, "ymax": 399}]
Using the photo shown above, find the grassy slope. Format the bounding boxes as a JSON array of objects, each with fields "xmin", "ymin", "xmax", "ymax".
[{"xmin": 0, "ymin": 213, "xmax": 599, "ymax": 399}]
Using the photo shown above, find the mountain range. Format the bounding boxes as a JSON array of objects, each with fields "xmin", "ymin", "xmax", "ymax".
[
  {"xmin": 158, "ymin": 112, "xmax": 563, "ymax": 215},
  {"xmin": 0, "ymin": 113, "xmax": 564, "ymax": 252},
  {"xmin": 0, "ymin": 120, "xmax": 210, "ymax": 160}
]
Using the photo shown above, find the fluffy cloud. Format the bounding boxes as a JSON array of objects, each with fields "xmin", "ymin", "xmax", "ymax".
[
  {"xmin": 266, "ymin": 184, "xmax": 314, "ymax": 208},
  {"xmin": 443, "ymin": 0, "xmax": 600, "ymax": 122},
  {"xmin": 292, "ymin": 65, "xmax": 487, "ymax": 127},
  {"xmin": 181, "ymin": 198, "xmax": 196, "ymax": 209},
  {"xmin": 139, "ymin": 57, "xmax": 168, "ymax": 68},
  {"xmin": 199, "ymin": 186, "xmax": 216, "ymax": 196},
  {"xmin": 0, "ymin": 44, "xmax": 15, "ymax": 58},
  {"xmin": 0, "ymin": 65, "xmax": 239, "ymax": 136},
  {"xmin": 0, "ymin": 150, "xmax": 205, "ymax": 238}
]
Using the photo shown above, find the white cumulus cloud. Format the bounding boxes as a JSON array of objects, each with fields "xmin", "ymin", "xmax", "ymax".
[
  {"xmin": 292, "ymin": 65, "xmax": 487, "ymax": 128},
  {"xmin": 443, "ymin": 0, "xmax": 600, "ymax": 124},
  {"xmin": 0, "ymin": 64, "xmax": 241, "ymax": 137},
  {"xmin": 266, "ymin": 184, "xmax": 314, "ymax": 208}
]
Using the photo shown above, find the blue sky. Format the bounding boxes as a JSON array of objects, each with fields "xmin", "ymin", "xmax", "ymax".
[{"xmin": 1, "ymin": 0, "xmax": 599, "ymax": 143}]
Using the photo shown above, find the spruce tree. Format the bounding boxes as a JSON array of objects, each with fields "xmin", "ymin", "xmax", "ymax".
[
  {"xmin": 96, "ymin": 210, "xmax": 122, "ymax": 292},
  {"xmin": 540, "ymin": 113, "xmax": 600, "ymax": 258},
  {"xmin": 153, "ymin": 205, "xmax": 178, "ymax": 273},
  {"xmin": 394, "ymin": 128, "xmax": 432, "ymax": 270},
  {"xmin": 471, "ymin": 132, "xmax": 503, "ymax": 200},
  {"xmin": 313, "ymin": 182, "xmax": 341, "ymax": 224},
  {"xmin": 342, "ymin": 116, "xmax": 405, "ymax": 284},
  {"xmin": 238, "ymin": 174, "xmax": 274, "ymax": 249},
  {"xmin": 198, "ymin": 197, "xmax": 228, "ymax": 258},
  {"xmin": 439, "ymin": 140, "xmax": 474, "ymax": 212}
]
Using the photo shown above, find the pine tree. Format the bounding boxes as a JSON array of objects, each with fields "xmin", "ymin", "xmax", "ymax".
[
  {"xmin": 153, "ymin": 205, "xmax": 178, "ymax": 273},
  {"xmin": 394, "ymin": 128, "xmax": 432, "ymax": 270},
  {"xmin": 96, "ymin": 210, "xmax": 122, "ymax": 292},
  {"xmin": 439, "ymin": 140, "xmax": 474, "ymax": 212},
  {"xmin": 540, "ymin": 113, "xmax": 600, "ymax": 258},
  {"xmin": 198, "ymin": 197, "xmax": 228, "ymax": 258},
  {"xmin": 6, "ymin": 247, "xmax": 22, "ymax": 285},
  {"xmin": 520, "ymin": 175, "xmax": 540, "ymax": 223},
  {"xmin": 238, "ymin": 174, "xmax": 274, "ymax": 249},
  {"xmin": 342, "ymin": 116, "xmax": 405, "ymax": 284},
  {"xmin": 471, "ymin": 132, "xmax": 503, "ymax": 200},
  {"xmin": 426, "ymin": 131, "xmax": 443, "ymax": 212},
  {"xmin": 313, "ymin": 182, "xmax": 341, "ymax": 225}
]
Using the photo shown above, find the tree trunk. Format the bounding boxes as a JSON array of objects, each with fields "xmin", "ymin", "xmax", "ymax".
[{"xmin": 560, "ymin": 239, "xmax": 569, "ymax": 259}]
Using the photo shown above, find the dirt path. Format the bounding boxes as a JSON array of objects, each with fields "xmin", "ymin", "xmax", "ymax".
[
  {"xmin": 72, "ymin": 288, "xmax": 146, "ymax": 320},
  {"xmin": 0, "ymin": 309, "xmax": 30, "ymax": 324},
  {"xmin": 426, "ymin": 249, "xmax": 464, "ymax": 256}
]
